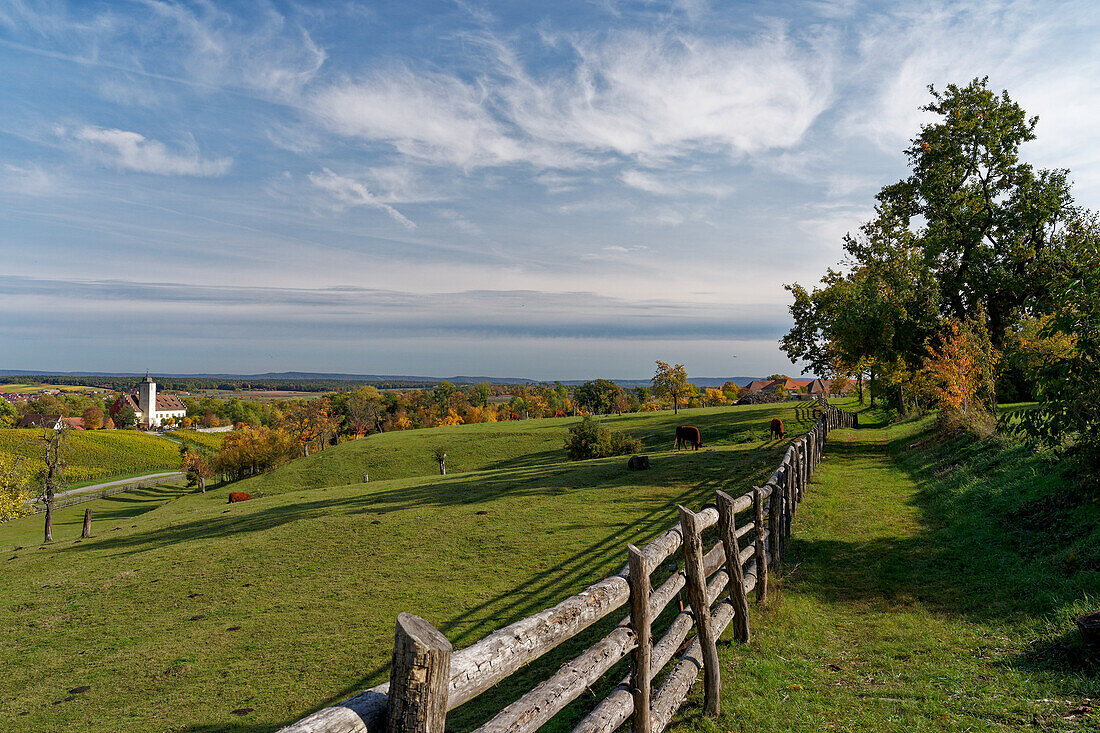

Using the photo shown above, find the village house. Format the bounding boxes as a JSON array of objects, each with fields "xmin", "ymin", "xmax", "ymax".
[
  {"xmin": 744, "ymin": 377, "xmax": 853, "ymax": 398},
  {"xmin": 110, "ymin": 375, "xmax": 186, "ymax": 428},
  {"xmin": 15, "ymin": 413, "xmax": 65, "ymax": 429}
]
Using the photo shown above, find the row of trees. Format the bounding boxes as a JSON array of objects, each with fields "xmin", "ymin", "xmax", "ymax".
[
  {"xmin": 0, "ymin": 393, "xmax": 115, "ymax": 429},
  {"xmin": 176, "ymin": 368, "xmax": 758, "ymax": 486},
  {"xmin": 2, "ymin": 372, "xmax": 762, "ymax": 435},
  {"xmin": 180, "ymin": 375, "xmax": 752, "ymax": 443},
  {"xmin": 783, "ymin": 77, "xmax": 1099, "ymax": 459}
]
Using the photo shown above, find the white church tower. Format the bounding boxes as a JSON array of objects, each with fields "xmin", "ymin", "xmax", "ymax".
[{"xmin": 137, "ymin": 373, "xmax": 156, "ymax": 427}]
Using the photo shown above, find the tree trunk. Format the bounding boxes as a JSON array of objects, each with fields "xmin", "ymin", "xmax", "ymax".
[
  {"xmin": 44, "ymin": 497, "xmax": 53, "ymax": 543},
  {"xmin": 81, "ymin": 508, "xmax": 92, "ymax": 538},
  {"xmin": 857, "ymin": 373, "xmax": 865, "ymax": 404},
  {"xmin": 673, "ymin": 397, "xmax": 678, "ymax": 415},
  {"xmin": 199, "ymin": 476, "xmax": 206, "ymax": 493},
  {"xmin": 438, "ymin": 458, "xmax": 446, "ymax": 476},
  {"xmin": 869, "ymin": 369, "xmax": 876, "ymax": 407}
]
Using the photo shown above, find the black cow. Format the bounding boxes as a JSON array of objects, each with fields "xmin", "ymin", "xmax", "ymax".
[{"xmin": 674, "ymin": 425, "xmax": 702, "ymax": 451}]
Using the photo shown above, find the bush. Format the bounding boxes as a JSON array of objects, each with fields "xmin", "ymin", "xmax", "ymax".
[
  {"xmin": 564, "ymin": 417, "xmax": 643, "ymax": 460},
  {"xmin": 602, "ymin": 430, "xmax": 643, "ymax": 457},
  {"xmin": 936, "ymin": 408, "xmax": 997, "ymax": 440},
  {"xmin": 736, "ymin": 391, "xmax": 788, "ymax": 405},
  {"xmin": 565, "ymin": 416, "xmax": 603, "ymax": 460}
]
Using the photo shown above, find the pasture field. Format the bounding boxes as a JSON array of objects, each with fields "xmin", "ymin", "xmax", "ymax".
[
  {"xmin": 0, "ymin": 402, "xmax": 803, "ymax": 733},
  {"xmin": 240, "ymin": 401, "xmax": 809, "ymax": 494},
  {"xmin": 0, "ymin": 429, "xmax": 181, "ymax": 486},
  {"xmin": 2, "ymin": 401, "xmax": 1094, "ymax": 732},
  {"xmin": 0, "ymin": 382, "xmax": 106, "ymax": 394}
]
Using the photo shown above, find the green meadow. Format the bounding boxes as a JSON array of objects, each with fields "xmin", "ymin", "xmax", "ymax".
[
  {"xmin": 1, "ymin": 402, "xmax": 1096, "ymax": 731},
  {"xmin": 0, "ymin": 404, "xmax": 798, "ymax": 732}
]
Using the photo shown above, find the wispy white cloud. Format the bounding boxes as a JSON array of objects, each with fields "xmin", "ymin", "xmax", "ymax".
[
  {"xmin": 96, "ymin": 77, "xmax": 167, "ymax": 108},
  {"xmin": 0, "ymin": 163, "xmax": 65, "ymax": 195},
  {"xmin": 581, "ymin": 244, "xmax": 647, "ymax": 261},
  {"xmin": 264, "ymin": 121, "xmax": 323, "ymax": 154},
  {"xmin": 437, "ymin": 209, "xmax": 482, "ymax": 235},
  {"xmin": 620, "ymin": 169, "xmax": 673, "ymax": 195},
  {"xmin": 307, "ymin": 168, "xmax": 416, "ymax": 228},
  {"xmin": 844, "ymin": 2, "xmax": 1095, "ymax": 149},
  {"xmin": 138, "ymin": 0, "xmax": 327, "ymax": 96},
  {"xmin": 310, "ymin": 69, "xmax": 539, "ymax": 168},
  {"xmin": 69, "ymin": 126, "xmax": 232, "ymax": 176},
  {"xmin": 620, "ymin": 168, "xmax": 733, "ymax": 197},
  {"xmin": 500, "ymin": 28, "xmax": 834, "ymax": 162},
  {"xmin": 0, "ymin": 0, "xmax": 325, "ymax": 98},
  {"xmin": 309, "ymin": 27, "xmax": 834, "ymax": 170}
]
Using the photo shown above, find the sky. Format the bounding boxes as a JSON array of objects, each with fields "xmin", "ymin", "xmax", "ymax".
[{"xmin": 2, "ymin": 0, "xmax": 1099, "ymax": 380}]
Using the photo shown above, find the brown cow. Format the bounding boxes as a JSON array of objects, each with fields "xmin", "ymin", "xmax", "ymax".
[
  {"xmin": 674, "ymin": 425, "xmax": 702, "ymax": 451},
  {"xmin": 769, "ymin": 418, "xmax": 785, "ymax": 439},
  {"xmin": 227, "ymin": 492, "xmax": 251, "ymax": 504}
]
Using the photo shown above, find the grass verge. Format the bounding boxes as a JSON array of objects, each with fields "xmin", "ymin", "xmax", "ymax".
[{"xmin": 672, "ymin": 409, "xmax": 1099, "ymax": 733}]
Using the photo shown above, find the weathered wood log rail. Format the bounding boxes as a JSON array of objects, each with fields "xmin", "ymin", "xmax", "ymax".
[{"xmin": 280, "ymin": 403, "xmax": 858, "ymax": 733}]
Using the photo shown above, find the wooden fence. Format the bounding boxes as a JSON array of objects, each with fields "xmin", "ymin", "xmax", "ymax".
[{"xmin": 281, "ymin": 402, "xmax": 857, "ymax": 733}]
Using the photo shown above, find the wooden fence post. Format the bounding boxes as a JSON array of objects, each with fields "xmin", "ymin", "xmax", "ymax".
[
  {"xmin": 627, "ymin": 544, "xmax": 652, "ymax": 733},
  {"xmin": 386, "ymin": 613, "xmax": 453, "ymax": 733},
  {"xmin": 753, "ymin": 487, "xmax": 768, "ymax": 603},
  {"xmin": 808, "ymin": 430, "xmax": 816, "ymax": 480},
  {"xmin": 803, "ymin": 436, "xmax": 810, "ymax": 501},
  {"xmin": 800, "ymin": 438, "xmax": 808, "ymax": 501},
  {"xmin": 784, "ymin": 464, "xmax": 794, "ymax": 545},
  {"xmin": 81, "ymin": 508, "xmax": 92, "ymax": 538},
  {"xmin": 678, "ymin": 506, "xmax": 720, "ymax": 716},
  {"xmin": 715, "ymin": 491, "xmax": 750, "ymax": 643},
  {"xmin": 767, "ymin": 474, "xmax": 780, "ymax": 568}
]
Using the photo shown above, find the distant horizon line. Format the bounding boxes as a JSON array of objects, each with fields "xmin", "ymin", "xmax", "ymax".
[{"xmin": 0, "ymin": 369, "xmax": 816, "ymax": 386}]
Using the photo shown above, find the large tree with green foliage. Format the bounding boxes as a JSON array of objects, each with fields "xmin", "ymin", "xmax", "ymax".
[
  {"xmin": 651, "ymin": 361, "xmax": 689, "ymax": 414},
  {"xmin": 573, "ymin": 379, "xmax": 624, "ymax": 415},
  {"xmin": 1014, "ymin": 215, "xmax": 1100, "ymax": 464},
  {"xmin": 784, "ymin": 78, "xmax": 1085, "ymax": 410},
  {"xmin": 879, "ymin": 78, "xmax": 1075, "ymax": 347}
]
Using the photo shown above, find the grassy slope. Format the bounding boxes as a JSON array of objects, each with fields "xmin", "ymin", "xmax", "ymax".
[
  {"xmin": 170, "ymin": 429, "xmax": 226, "ymax": 453},
  {"xmin": 240, "ymin": 402, "xmax": 812, "ymax": 493},
  {"xmin": 672, "ymin": 410, "xmax": 1099, "ymax": 733},
  {"xmin": 9, "ymin": 403, "xmax": 1092, "ymax": 732},
  {"xmin": 0, "ymin": 429, "xmax": 181, "ymax": 485},
  {"xmin": 0, "ymin": 403, "xmax": 804, "ymax": 733}
]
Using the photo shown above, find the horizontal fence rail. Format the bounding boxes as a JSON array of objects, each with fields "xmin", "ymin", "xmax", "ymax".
[{"xmin": 281, "ymin": 401, "xmax": 857, "ymax": 733}]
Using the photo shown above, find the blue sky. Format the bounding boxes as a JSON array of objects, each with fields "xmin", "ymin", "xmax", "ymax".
[{"xmin": 2, "ymin": 0, "xmax": 1098, "ymax": 379}]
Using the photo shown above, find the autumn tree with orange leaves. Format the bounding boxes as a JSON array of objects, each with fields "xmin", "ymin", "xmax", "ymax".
[{"xmin": 922, "ymin": 314, "xmax": 998, "ymax": 416}]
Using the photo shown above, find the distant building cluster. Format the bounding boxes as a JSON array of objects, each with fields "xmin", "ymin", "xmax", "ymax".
[
  {"xmin": 110, "ymin": 375, "xmax": 186, "ymax": 428},
  {"xmin": 744, "ymin": 377, "xmax": 852, "ymax": 398}
]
